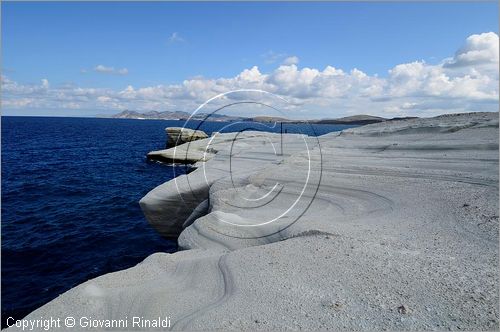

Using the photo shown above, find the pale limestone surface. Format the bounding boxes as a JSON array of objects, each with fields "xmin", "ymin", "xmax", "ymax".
[
  {"xmin": 147, "ymin": 127, "xmax": 210, "ymax": 163},
  {"xmin": 166, "ymin": 127, "xmax": 208, "ymax": 147},
  {"xmin": 7, "ymin": 112, "xmax": 498, "ymax": 331}
]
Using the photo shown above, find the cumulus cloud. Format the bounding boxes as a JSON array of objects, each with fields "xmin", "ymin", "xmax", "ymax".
[
  {"xmin": 444, "ymin": 32, "xmax": 499, "ymax": 68},
  {"xmin": 94, "ymin": 65, "xmax": 128, "ymax": 75},
  {"xmin": 2, "ymin": 32, "xmax": 498, "ymax": 118}
]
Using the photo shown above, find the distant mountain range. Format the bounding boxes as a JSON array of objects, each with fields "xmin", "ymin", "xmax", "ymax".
[
  {"xmin": 101, "ymin": 110, "xmax": 242, "ymax": 122},
  {"xmin": 103, "ymin": 110, "xmax": 417, "ymax": 125}
]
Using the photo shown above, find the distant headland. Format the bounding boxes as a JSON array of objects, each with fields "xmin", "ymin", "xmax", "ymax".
[{"xmin": 102, "ymin": 110, "xmax": 418, "ymax": 126}]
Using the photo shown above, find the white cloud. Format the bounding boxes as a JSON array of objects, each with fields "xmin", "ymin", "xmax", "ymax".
[
  {"xmin": 283, "ymin": 56, "xmax": 299, "ymax": 65},
  {"xmin": 2, "ymin": 32, "xmax": 498, "ymax": 118},
  {"xmin": 94, "ymin": 65, "xmax": 128, "ymax": 75},
  {"xmin": 444, "ymin": 32, "xmax": 499, "ymax": 68},
  {"xmin": 168, "ymin": 32, "xmax": 185, "ymax": 43},
  {"xmin": 2, "ymin": 76, "xmax": 50, "ymax": 95}
]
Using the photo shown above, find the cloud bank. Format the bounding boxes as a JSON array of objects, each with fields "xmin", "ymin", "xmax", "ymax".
[
  {"xmin": 93, "ymin": 65, "xmax": 129, "ymax": 75},
  {"xmin": 2, "ymin": 32, "xmax": 498, "ymax": 118}
]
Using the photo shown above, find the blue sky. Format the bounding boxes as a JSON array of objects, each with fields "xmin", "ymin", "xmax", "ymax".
[{"xmin": 2, "ymin": 2, "xmax": 499, "ymax": 118}]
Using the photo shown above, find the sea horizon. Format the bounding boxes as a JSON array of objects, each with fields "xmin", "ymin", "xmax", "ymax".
[{"xmin": 2, "ymin": 2, "xmax": 498, "ymax": 331}]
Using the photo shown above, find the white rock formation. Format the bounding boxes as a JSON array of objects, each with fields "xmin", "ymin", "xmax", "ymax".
[
  {"xmin": 166, "ymin": 127, "xmax": 208, "ymax": 147},
  {"xmin": 7, "ymin": 112, "xmax": 499, "ymax": 331}
]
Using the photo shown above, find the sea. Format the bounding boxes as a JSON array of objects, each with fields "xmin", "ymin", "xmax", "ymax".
[{"xmin": 1, "ymin": 116, "xmax": 356, "ymax": 327}]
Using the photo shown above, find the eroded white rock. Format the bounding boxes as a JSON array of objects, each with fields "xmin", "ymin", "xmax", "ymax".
[
  {"xmin": 10, "ymin": 113, "xmax": 499, "ymax": 331},
  {"xmin": 166, "ymin": 127, "xmax": 208, "ymax": 147}
]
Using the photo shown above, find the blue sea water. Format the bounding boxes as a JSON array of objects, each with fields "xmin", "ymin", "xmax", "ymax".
[{"xmin": 1, "ymin": 116, "xmax": 355, "ymax": 327}]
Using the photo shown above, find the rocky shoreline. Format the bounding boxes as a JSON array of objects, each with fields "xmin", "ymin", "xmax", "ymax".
[{"xmin": 6, "ymin": 112, "xmax": 499, "ymax": 331}]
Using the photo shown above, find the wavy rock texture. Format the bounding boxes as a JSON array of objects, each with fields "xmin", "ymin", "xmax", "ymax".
[{"xmin": 8, "ymin": 112, "xmax": 499, "ymax": 331}]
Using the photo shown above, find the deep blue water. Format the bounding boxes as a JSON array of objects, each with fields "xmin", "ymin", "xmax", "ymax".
[{"xmin": 1, "ymin": 116, "xmax": 355, "ymax": 327}]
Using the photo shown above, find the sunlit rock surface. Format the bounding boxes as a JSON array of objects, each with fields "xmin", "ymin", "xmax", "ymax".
[
  {"xmin": 166, "ymin": 127, "xmax": 208, "ymax": 147},
  {"xmin": 9, "ymin": 112, "xmax": 498, "ymax": 331}
]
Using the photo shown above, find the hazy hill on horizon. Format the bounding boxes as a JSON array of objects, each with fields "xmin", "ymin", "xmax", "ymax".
[{"xmin": 104, "ymin": 110, "xmax": 418, "ymax": 125}]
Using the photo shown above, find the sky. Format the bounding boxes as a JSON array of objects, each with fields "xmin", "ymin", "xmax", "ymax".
[{"xmin": 1, "ymin": 1, "xmax": 499, "ymax": 119}]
